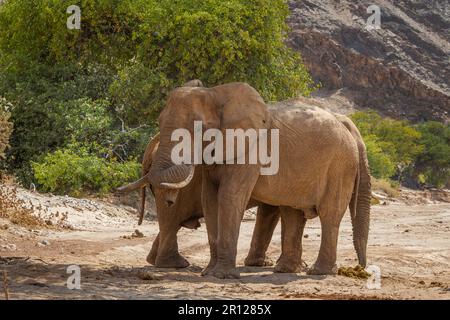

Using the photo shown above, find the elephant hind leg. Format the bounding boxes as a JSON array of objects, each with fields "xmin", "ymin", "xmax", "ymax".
[
  {"xmin": 274, "ymin": 207, "xmax": 306, "ymax": 273},
  {"xmin": 308, "ymin": 174, "xmax": 354, "ymax": 275},
  {"xmin": 307, "ymin": 217, "xmax": 341, "ymax": 275},
  {"xmin": 244, "ymin": 204, "xmax": 280, "ymax": 267}
]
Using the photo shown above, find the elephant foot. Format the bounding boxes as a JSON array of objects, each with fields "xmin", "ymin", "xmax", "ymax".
[
  {"xmin": 153, "ymin": 253, "xmax": 190, "ymax": 268},
  {"xmin": 307, "ymin": 263, "xmax": 337, "ymax": 275},
  {"xmin": 274, "ymin": 257, "xmax": 303, "ymax": 273},
  {"xmin": 202, "ymin": 264, "xmax": 240, "ymax": 279},
  {"xmin": 201, "ymin": 260, "xmax": 217, "ymax": 276},
  {"xmin": 146, "ymin": 250, "xmax": 157, "ymax": 266},
  {"xmin": 244, "ymin": 255, "xmax": 274, "ymax": 267}
]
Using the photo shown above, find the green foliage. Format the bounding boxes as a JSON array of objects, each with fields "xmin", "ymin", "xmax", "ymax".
[
  {"xmin": 0, "ymin": 97, "xmax": 13, "ymax": 160},
  {"xmin": 0, "ymin": 62, "xmax": 151, "ymax": 185},
  {"xmin": 0, "ymin": 0, "xmax": 139, "ymax": 72},
  {"xmin": 1, "ymin": 0, "xmax": 316, "ymax": 125},
  {"xmin": 32, "ymin": 143, "xmax": 140, "ymax": 196},
  {"xmin": 363, "ymin": 135, "xmax": 396, "ymax": 179},
  {"xmin": 351, "ymin": 110, "xmax": 449, "ymax": 188},
  {"xmin": 110, "ymin": 0, "xmax": 316, "ymax": 125},
  {"xmin": 351, "ymin": 110, "xmax": 423, "ymax": 170},
  {"xmin": 109, "ymin": 62, "xmax": 170, "ymax": 126},
  {"xmin": 1, "ymin": 64, "xmax": 113, "ymax": 180},
  {"xmin": 415, "ymin": 122, "xmax": 450, "ymax": 188},
  {"xmin": 0, "ymin": 0, "xmax": 316, "ymax": 194}
]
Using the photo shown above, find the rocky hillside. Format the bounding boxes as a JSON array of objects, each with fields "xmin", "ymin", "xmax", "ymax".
[{"xmin": 287, "ymin": 0, "xmax": 450, "ymax": 122}]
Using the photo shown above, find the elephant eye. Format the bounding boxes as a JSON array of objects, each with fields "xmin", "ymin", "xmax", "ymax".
[{"xmin": 166, "ymin": 200, "xmax": 175, "ymax": 207}]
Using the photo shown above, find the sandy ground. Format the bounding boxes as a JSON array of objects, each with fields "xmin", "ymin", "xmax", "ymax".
[{"xmin": 0, "ymin": 186, "xmax": 449, "ymax": 300}]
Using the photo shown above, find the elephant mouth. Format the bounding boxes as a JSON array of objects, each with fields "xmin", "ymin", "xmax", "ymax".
[{"xmin": 180, "ymin": 217, "xmax": 201, "ymax": 230}]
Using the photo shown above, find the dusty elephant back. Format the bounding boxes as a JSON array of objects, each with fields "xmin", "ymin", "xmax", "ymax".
[{"xmin": 253, "ymin": 102, "xmax": 359, "ymax": 209}]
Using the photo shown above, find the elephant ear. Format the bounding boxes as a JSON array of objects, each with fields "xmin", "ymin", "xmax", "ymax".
[
  {"xmin": 142, "ymin": 133, "xmax": 160, "ymax": 175},
  {"xmin": 214, "ymin": 83, "xmax": 271, "ymax": 164},
  {"xmin": 219, "ymin": 83, "xmax": 270, "ymax": 131}
]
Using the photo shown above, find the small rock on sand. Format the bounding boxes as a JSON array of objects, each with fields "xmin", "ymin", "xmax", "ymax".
[{"xmin": 38, "ymin": 240, "xmax": 50, "ymax": 246}]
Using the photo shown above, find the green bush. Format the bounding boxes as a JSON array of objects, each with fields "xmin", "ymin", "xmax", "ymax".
[
  {"xmin": 0, "ymin": 97, "xmax": 13, "ymax": 160},
  {"xmin": 363, "ymin": 135, "xmax": 396, "ymax": 179},
  {"xmin": 415, "ymin": 122, "xmax": 450, "ymax": 188},
  {"xmin": 0, "ymin": 97, "xmax": 13, "ymax": 161},
  {"xmin": 351, "ymin": 110, "xmax": 449, "ymax": 188},
  {"xmin": 1, "ymin": 0, "xmax": 316, "ymax": 125},
  {"xmin": 32, "ymin": 144, "xmax": 140, "ymax": 196},
  {"xmin": 0, "ymin": 0, "xmax": 316, "ymax": 193},
  {"xmin": 110, "ymin": 0, "xmax": 316, "ymax": 125}
]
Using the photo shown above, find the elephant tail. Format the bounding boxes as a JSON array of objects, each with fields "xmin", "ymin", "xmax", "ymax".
[
  {"xmin": 349, "ymin": 133, "xmax": 371, "ymax": 268},
  {"xmin": 138, "ymin": 187, "xmax": 146, "ymax": 226},
  {"xmin": 137, "ymin": 134, "xmax": 160, "ymax": 225}
]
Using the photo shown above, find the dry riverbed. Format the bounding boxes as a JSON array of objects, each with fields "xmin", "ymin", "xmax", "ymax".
[{"xmin": 0, "ymin": 185, "xmax": 449, "ymax": 300}]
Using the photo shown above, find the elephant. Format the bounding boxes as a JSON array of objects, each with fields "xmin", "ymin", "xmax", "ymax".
[
  {"xmin": 117, "ymin": 79, "xmax": 277, "ymax": 269},
  {"xmin": 143, "ymin": 82, "xmax": 371, "ymax": 279},
  {"xmin": 118, "ymin": 94, "xmax": 370, "ymax": 274}
]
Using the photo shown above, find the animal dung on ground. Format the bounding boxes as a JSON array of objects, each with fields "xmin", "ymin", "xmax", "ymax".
[
  {"xmin": 337, "ymin": 265, "xmax": 371, "ymax": 279},
  {"xmin": 121, "ymin": 229, "xmax": 144, "ymax": 239}
]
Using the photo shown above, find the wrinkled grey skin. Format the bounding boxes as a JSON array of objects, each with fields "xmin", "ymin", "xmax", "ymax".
[
  {"xmin": 118, "ymin": 82, "xmax": 370, "ymax": 275},
  {"xmin": 146, "ymin": 82, "xmax": 370, "ymax": 279}
]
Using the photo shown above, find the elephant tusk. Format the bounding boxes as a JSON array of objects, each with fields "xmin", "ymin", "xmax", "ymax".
[
  {"xmin": 160, "ymin": 165, "xmax": 195, "ymax": 189},
  {"xmin": 116, "ymin": 174, "xmax": 149, "ymax": 193}
]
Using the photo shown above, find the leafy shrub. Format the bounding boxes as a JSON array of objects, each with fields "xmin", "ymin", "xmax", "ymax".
[
  {"xmin": 415, "ymin": 122, "xmax": 450, "ymax": 188},
  {"xmin": 363, "ymin": 135, "xmax": 396, "ymax": 179},
  {"xmin": 0, "ymin": 97, "xmax": 13, "ymax": 161},
  {"xmin": 351, "ymin": 110, "xmax": 423, "ymax": 182},
  {"xmin": 1, "ymin": 0, "xmax": 316, "ymax": 125},
  {"xmin": 351, "ymin": 110, "xmax": 449, "ymax": 188},
  {"xmin": 0, "ymin": 0, "xmax": 316, "ymax": 194},
  {"xmin": 1, "ymin": 64, "xmax": 114, "ymax": 176},
  {"xmin": 32, "ymin": 144, "xmax": 140, "ymax": 196},
  {"xmin": 111, "ymin": 0, "xmax": 316, "ymax": 125}
]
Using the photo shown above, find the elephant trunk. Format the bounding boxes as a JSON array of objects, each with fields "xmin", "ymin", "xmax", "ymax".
[
  {"xmin": 148, "ymin": 136, "xmax": 194, "ymax": 189},
  {"xmin": 350, "ymin": 139, "xmax": 371, "ymax": 268}
]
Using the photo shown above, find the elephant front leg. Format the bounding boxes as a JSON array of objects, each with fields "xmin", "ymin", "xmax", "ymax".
[
  {"xmin": 203, "ymin": 166, "xmax": 259, "ymax": 279},
  {"xmin": 244, "ymin": 204, "xmax": 280, "ymax": 267},
  {"xmin": 274, "ymin": 207, "xmax": 306, "ymax": 273},
  {"xmin": 153, "ymin": 227, "xmax": 189, "ymax": 268},
  {"xmin": 146, "ymin": 233, "xmax": 160, "ymax": 265},
  {"xmin": 201, "ymin": 169, "xmax": 219, "ymax": 276}
]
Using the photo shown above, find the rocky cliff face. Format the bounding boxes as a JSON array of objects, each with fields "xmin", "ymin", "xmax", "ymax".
[{"xmin": 287, "ymin": 0, "xmax": 450, "ymax": 122}]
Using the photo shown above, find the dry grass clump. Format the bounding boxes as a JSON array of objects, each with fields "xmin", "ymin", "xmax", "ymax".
[
  {"xmin": 0, "ymin": 185, "xmax": 46, "ymax": 228},
  {"xmin": 338, "ymin": 265, "xmax": 371, "ymax": 279},
  {"xmin": 371, "ymin": 177, "xmax": 400, "ymax": 198}
]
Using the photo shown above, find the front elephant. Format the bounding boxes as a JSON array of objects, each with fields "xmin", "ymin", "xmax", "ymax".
[{"xmin": 149, "ymin": 82, "xmax": 371, "ymax": 279}]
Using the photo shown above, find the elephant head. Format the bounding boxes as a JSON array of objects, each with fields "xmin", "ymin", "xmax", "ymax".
[{"xmin": 148, "ymin": 82, "xmax": 271, "ymax": 190}]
